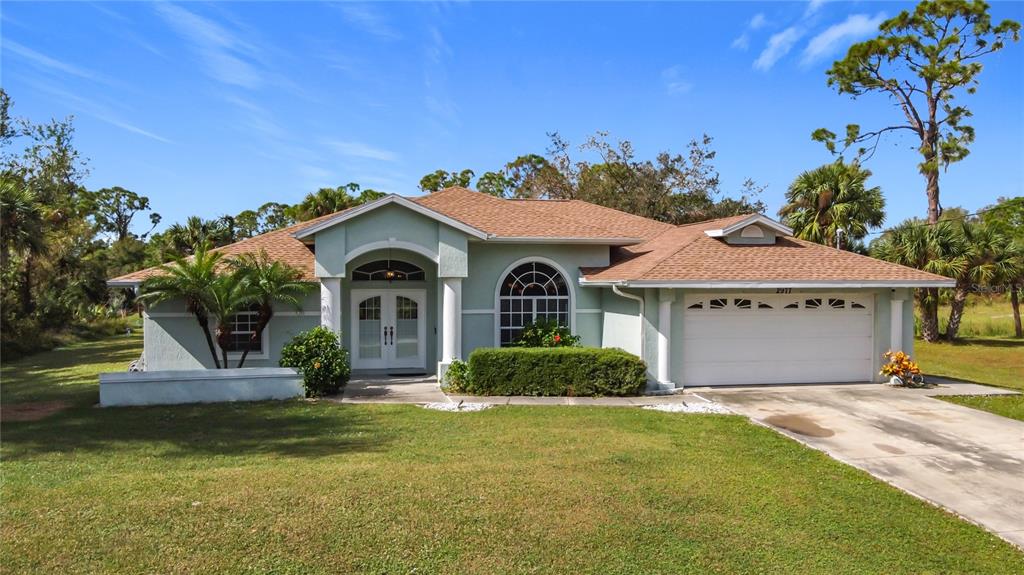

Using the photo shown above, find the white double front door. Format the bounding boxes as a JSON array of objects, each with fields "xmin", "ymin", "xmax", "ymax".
[{"xmin": 350, "ymin": 289, "xmax": 427, "ymax": 371}]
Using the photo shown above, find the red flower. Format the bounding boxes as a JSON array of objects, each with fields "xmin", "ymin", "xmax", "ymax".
[{"xmin": 553, "ymin": 334, "xmax": 561, "ymax": 343}]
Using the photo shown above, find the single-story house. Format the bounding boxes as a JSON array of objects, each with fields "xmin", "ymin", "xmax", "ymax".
[{"xmin": 109, "ymin": 186, "xmax": 954, "ymax": 389}]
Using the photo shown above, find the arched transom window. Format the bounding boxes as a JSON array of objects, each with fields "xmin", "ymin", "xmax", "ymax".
[
  {"xmin": 498, "ymin": 261, "xmax": 569, "ymax": 346},
  {"xmin": 351, "ymin": 260, "xmax": 424, "ymax": 281}
]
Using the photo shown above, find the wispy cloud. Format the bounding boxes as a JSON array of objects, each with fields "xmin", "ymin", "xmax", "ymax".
[
  {"xmin": 801, "ymin": 13, "xmax": 886, "ymax": 66},
  {"xmin": 661, "ymin": 66, "xmax": 693, "ymax": 95},
  {"xmin": 154, "ymin": 3, "xmax": 264, "ymax": 89},
  {"xmin": 3, "ymin": 40, "xmax": 109, "ymax": 83},
  {"xmin": 26, "ymin": 80, "xmax": 171, "ymax": 144},
  {"xmin": 336, "ymin": 3, "xmax": 400, "ymax": 40},
  {"xmin": 804, "ymin": 0, "xmax": 827, "ymax": 18},
  {"xmin": 731, "ymin": 13, "xmax": 767, "ymax": 51},
  {"xmin": 753, "ymin": 27, "xmax": 804, "ymax": 71},
  {"xmin": 324, "ymin": 140, "xmax": 398, "ymax": 162},
  {"xmin": 422, "ymin": 24, "xmax": 458, "ymax": 127}
]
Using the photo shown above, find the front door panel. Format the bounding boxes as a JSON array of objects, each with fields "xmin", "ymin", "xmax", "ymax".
[{"xmin": 350, "ymin": 290, "xmax": 426, "ymax": 371}]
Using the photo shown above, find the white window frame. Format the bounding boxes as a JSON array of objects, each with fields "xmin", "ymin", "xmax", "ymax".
[
  {"xmin": 223, "ymin": 309, "xmax": 270, "ymax": 360},
  {"xmin": 493, "ymin": 257, "xmax": 575, "ymax": 347}
]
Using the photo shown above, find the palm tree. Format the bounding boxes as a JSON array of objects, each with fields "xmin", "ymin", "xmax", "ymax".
[
  {"xmin": 138, "ymin": 243, "xmax": 225, "ymax": 368},
  {"xmin": 944, "ymin": 220, "xmax": 1004, "ymax": 341},
  {"xmin": 779, "ymin": 160, "xmax": 885, "ymax": 250},
  {"xmin": 0, "ymin": 175, "xmax": 46, "ymax": 271},
  {"xmin": 229, "ymin": 250, "xmax": 314, "ymax": 367},
  {"xmin": 207, "ymin": 271, "xmax": 257, "ymax": 369},
  {"xmin": 163, "ymin": 216, "xmax": 231, "ymax": 257},
  {"xmin": 990, "ymin": 239, "xmax": 1024, "ymax": 339},
  {"xmin": 871, "ymin": 220, "xmax": 967, "ymax": 343}
]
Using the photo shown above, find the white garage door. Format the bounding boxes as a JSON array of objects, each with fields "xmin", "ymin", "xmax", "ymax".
[{"xmin": 681, "ymin": 293, "xmax": 874, "ymax": 386}]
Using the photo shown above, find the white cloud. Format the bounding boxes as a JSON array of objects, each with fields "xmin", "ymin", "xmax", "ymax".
[
  {"xmin": 25, "ymin": 80, "xmax": 171, "ymax": 143},
  {"xmin": 325, "ymin": 140, "xmax": 398, "ymax": 162},
  {"xmin": 3, "ymin": 40, "xmax": 107, "ymax": 83},
  {"xmin": 753, "ymin": 27, "xmax": 804, "ymax": 71},
  {"xmin": 749, "ymin": 13, "xmax": 767, "ymax": 30},
  {"xmin": 154, "ymin": 3, "xmax": 265, "ymax": 89},
  {"xmin": 661, "ymin": 66, "xmax": 693, "ymax": 95},
  {"xmin": 337, "ymin": 3, "xmax": 400, "ymax": 40},
  {"xmin": 805, "ymin": 0, "xmax": 827, "ymax": 17},
  {"xmin": 801, "ymin": 13, "xmax": 886, "ymax": 65},
  {"xmin": 731, "ymin": 13, "xmax": 767, "ymax": 51},
  {"xmin": 731, "ymin": 33, "xmax": 750, "ymax": 51}
]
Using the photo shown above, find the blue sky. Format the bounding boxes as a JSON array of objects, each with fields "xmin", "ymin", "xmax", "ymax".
[{"xmin": 2, "ymin": 1, "xmax": 1022, "ymax": 236}]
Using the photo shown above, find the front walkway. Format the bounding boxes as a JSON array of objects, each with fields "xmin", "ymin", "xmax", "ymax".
[{"xmin": 700, "ymin": 381, "xmax": 1024, "ymax": 549}]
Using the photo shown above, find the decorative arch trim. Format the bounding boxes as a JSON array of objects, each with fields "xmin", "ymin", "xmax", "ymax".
[
  {"xmin": 493, "ymin": 256, "xmax": 577, "ymax": 346},
  {"xmin": 344, "ymin": 240, "xmax": 439, "ymax": 265}
]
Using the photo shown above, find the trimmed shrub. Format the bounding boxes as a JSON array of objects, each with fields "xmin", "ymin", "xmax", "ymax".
[
  {"xmin": 442, "ymin": 359, "xmax": 470, "ymax": 392},
  {"xmin": 465, "ymin": 347, "xmax": 647, "ymax": 397},
  {"xmin": 279, "ymin": 327, "xmax": 351, "ymax": 397}
]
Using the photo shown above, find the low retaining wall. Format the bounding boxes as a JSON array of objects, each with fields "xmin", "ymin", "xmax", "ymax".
[{"xmin": 99, "ymin": 368, "xmax": 304, "ymax": 407}]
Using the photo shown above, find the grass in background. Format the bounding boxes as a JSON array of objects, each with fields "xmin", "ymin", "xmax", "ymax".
[
  {"xmin": 940, "ymin": 394, "xmax": 1024, "ymax": 422},
  {"xmin": 3, "ymin": 336, "xmax": 1022, "ymax": 573}
]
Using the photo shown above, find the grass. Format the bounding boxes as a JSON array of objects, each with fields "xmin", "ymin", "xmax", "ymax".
[
  {"xmin": 3, "ymin": 338, "xmax": 1023, "ymax": 573},
  {"xmin": 939, "ymin": 395, "xmax": 1024, "ymax": 422},
  {"xmin": 934, "ymin": 294, "xmax": 1019, "ymax": 338}
]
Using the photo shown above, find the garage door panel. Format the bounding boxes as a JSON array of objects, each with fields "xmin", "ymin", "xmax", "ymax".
[
  {"xmin": 684, "ymin": 336, "xmax": 872, "ymax": 362},
  {"xmin": 683, "ymin": 314, "xmax": 873, "ymax": 339},
  {"xmin": 684, "ymin": 359, "xmax": 872, "ymax": 386},
  {"xmin": 681, "ymin": 293, "xmax": 874, "ymax": 386}
]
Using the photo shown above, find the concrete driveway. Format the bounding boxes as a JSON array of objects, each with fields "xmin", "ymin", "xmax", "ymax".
[{"xmin": 700, "ymin": 382, "xmax": 1024, "ymax": 548}]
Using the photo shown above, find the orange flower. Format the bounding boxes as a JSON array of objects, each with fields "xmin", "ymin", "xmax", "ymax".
[{"xmin": 314, "ymin": 361, "xmax": 322, "ymax": 369}]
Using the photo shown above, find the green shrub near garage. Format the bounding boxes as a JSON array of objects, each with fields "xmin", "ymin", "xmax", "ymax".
[{"xmin": 464, "ymin": 347, "xmax": 647, "ymax": 397}]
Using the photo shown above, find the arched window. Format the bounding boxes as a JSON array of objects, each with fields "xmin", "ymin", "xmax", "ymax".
[
  {"xmin": 498, "ymin": 261, "xmax": 569, "ymax": 346},
  {"xmin": 351, "ymin": 260, "xmax": 424, "ymax": 281}
]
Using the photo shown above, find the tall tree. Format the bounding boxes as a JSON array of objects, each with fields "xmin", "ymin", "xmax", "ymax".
[
  {"xmin": 0, "ymin": 174, "xmax": 45, "ymax": 272},
  {"xmin": 85, "ymin": 186, "xmax": 161, "ymax": 242},
  {"xmin": 290, "ymin": 183, "xmax": 383, "ymax": 221},
  {"xmin": 229, "ymin": 250, "xmax": 314, "ymax": 367},
  {"xmin": 943, "ymin": 219, "xmax": 1002, "ymax": 340},
  {"xmin": 981, "ymin": 197, "xmax": 1024, "ymax": 336},
  {"xmin": 813, "ymin": 0, "xmax": 1020, "ymax": 225},
  {"xmin": 778, "ymin": 160, "xmax": 885, "ymax": 250},
  {"xmin": 419, "ymin": 169, "xmax": 475, "ymax": 193},
  {"xmin": 138, "ymin": 244, "xmax": 225, "ymax": 368},
  {"xmin": 871, "ymin": 220, "xmax": 967, "ymax": 342}
]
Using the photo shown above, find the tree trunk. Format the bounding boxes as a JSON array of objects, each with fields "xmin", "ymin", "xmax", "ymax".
[
  {"xmin": 945, "ymin": 281, "xmax": 970, "ymax": 342},
  {"xmin": 917, "ymin": 288, "xmax": 940, "ymax": 343},
  {"xmin": 195, "ymin": 313, "xmax": 221, "ymax": 369},
  {"xmin": 20, "ymin": 252, "xmax": 34, "ymax": 315},
  {"xmin": 1012, "ymin": 282, "xmax": 1022, "ymax": 339},
  {"xmin": 236, "ymin": 308, "xmax": 272, "ymax": 368},
  {"xmin": 215, "ymin": 325, "xmax": 233, "ymax": 370},
  {"xmin": 924, "ymin": 168, "xmax": 941, "ymax": 225}
]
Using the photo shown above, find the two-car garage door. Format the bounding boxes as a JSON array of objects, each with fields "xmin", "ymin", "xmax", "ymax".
[{"xmin": 681, "ymin": 293, "xmax": 874, "ymax": 386}]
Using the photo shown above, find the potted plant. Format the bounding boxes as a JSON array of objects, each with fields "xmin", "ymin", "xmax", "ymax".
[{"xmin": 880, "ymin": 351, "xmax": 924, "ymax": 387}]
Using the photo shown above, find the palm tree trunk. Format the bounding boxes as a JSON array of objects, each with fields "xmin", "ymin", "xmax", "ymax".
[
  {"xmin": 917, "ymin": 288, "xmax": 940, "ymax": 343},
  {"xmin": 945, "ymin": 281, "xmax": 969, "ymax": 342},
  {"xmin": 236, "ymin": 310, "xmax": 272, "ymax": 368},
  {"xmin": 195, "ymin": 314, "xmax": 221, "ymax": 368},
  {"xmin": 1012, "ymin": 282, "xmax": 1022, "ymax": 339}
]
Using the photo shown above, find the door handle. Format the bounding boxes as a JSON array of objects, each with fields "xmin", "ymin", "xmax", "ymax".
[{"xmin": 388, "ymin": 326, "xmax": 394, "ymax": 346}]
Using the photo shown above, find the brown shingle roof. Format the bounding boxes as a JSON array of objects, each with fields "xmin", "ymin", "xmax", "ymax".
[
  {"xmin": 110, "ymin": 188, "xmax": 951, "ymax": 287},
  {"xmin": 582, "ymin": 214, "xmax": 952, "ymax": 285}
]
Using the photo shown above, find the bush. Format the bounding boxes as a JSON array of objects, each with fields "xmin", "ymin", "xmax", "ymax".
[
  {"xmin": 465, "ymin": 347, "xmax": 647, "ymax": 397},
  {"xmin": 279, "ymin": 327, "xmax": 351, "ymax": 397},
  {"xmin": 515, "ymin": 319, "xmax": 580, "ymax": 347},
  {"xmin": 442, "ymin": 359, "xmax": 470, "ymax": 392}
]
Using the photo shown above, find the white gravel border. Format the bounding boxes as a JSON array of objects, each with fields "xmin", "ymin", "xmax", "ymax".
[
  {"xmin": 642, "ymin": 402, "xmax": 731, "ymax": 414},
  {"xmin": 423, "ymin": 401, "xmax": 493, "ymax": 412}
]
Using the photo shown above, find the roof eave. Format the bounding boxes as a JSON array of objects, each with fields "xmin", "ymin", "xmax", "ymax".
[
  {"xmin": 705, "ymin": 214, "xmax": 794, "ymax": 238},
  {"xmin": 107, "ymin": 279, "xmax": 142, "ymax": 288},
  {"xmin": 579, "ymin": 279, "xmax": 956, "ymax": 289},
  {"xmin": 291, "ymin": 194, "xmax": 490, "ymax": 240},
  {"xmin": 487, "ymin": 236, "xmax": 643, "ymax": 246}
]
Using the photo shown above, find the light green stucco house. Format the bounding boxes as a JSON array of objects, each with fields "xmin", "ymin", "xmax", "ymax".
[{"xmin": 110, "ymin": 187, "xmax": 953, "ymax": 389}]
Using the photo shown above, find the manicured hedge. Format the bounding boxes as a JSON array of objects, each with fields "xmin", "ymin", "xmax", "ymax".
[{"xmin": 465, "ymin": 347, "xmax": 647, "ymax": 397}]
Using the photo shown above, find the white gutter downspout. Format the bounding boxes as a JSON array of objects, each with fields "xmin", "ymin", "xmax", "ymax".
[{"xmin": 611, "ymin": 284, "xmax": 645, "ymax": 359}]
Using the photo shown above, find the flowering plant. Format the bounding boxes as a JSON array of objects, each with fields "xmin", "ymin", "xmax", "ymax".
[
  {"xmin": 880, "ymin": 350, "xmax": 922, "ymax": 386},
  {"xmin": 515, "ymin": 319, "xmax": 580, "ymax": 348}
]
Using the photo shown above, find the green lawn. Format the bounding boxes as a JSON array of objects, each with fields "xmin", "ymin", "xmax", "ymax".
[
  {"xmin": 916, "ymin": 335, "xmax": 1024, "ymax": 422},
  {"xmin": 3, "ymin": 338, "xmax": 1023, "ymax": 573}
]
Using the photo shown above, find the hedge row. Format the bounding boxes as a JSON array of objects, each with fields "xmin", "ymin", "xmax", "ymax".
[{"xmin": 463, "ymin": 347, "xmax": 647, "ymax": 397}]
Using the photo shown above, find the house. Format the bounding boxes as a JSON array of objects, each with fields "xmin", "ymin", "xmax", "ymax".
[{"xmin": 109, "ymin": 187, "xmax": 954, "ymax": 389}]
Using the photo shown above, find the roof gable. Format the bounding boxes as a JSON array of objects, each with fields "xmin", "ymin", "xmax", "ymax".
[{"xmin": 291, "ymin": 193, "xmax": 489, "ymax": 240}]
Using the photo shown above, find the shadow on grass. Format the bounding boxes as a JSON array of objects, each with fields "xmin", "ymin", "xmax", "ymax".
[
  {"xmin": 1, "ymin": 337, "xmax": 143, "ymax": 405},
  {"xmin": 1, "ymin": 399, "xmax": 389, "ymax": 461},
  {"xmin": 940, "ymin": 337, "xmax": 1024, "ymax": 348}
]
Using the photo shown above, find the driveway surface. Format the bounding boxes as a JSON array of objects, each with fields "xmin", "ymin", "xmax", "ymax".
[{"xmin": 700, "ymin": 382, "xmax": 1024, "ymax": 548}]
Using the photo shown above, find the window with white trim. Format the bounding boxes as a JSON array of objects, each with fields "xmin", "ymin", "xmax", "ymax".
[
  {"xmin": 498, "ymin": 262, "xmax": 569, "ymax": 346},
  {"xmin": 223, "ymin": 304, "xmax": 262, "ymax": 353}
]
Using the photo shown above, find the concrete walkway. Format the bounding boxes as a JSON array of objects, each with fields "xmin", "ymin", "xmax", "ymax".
[{"xmin": 700, "ymin": 382, "xmax": 1024, "ymax": 549}]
